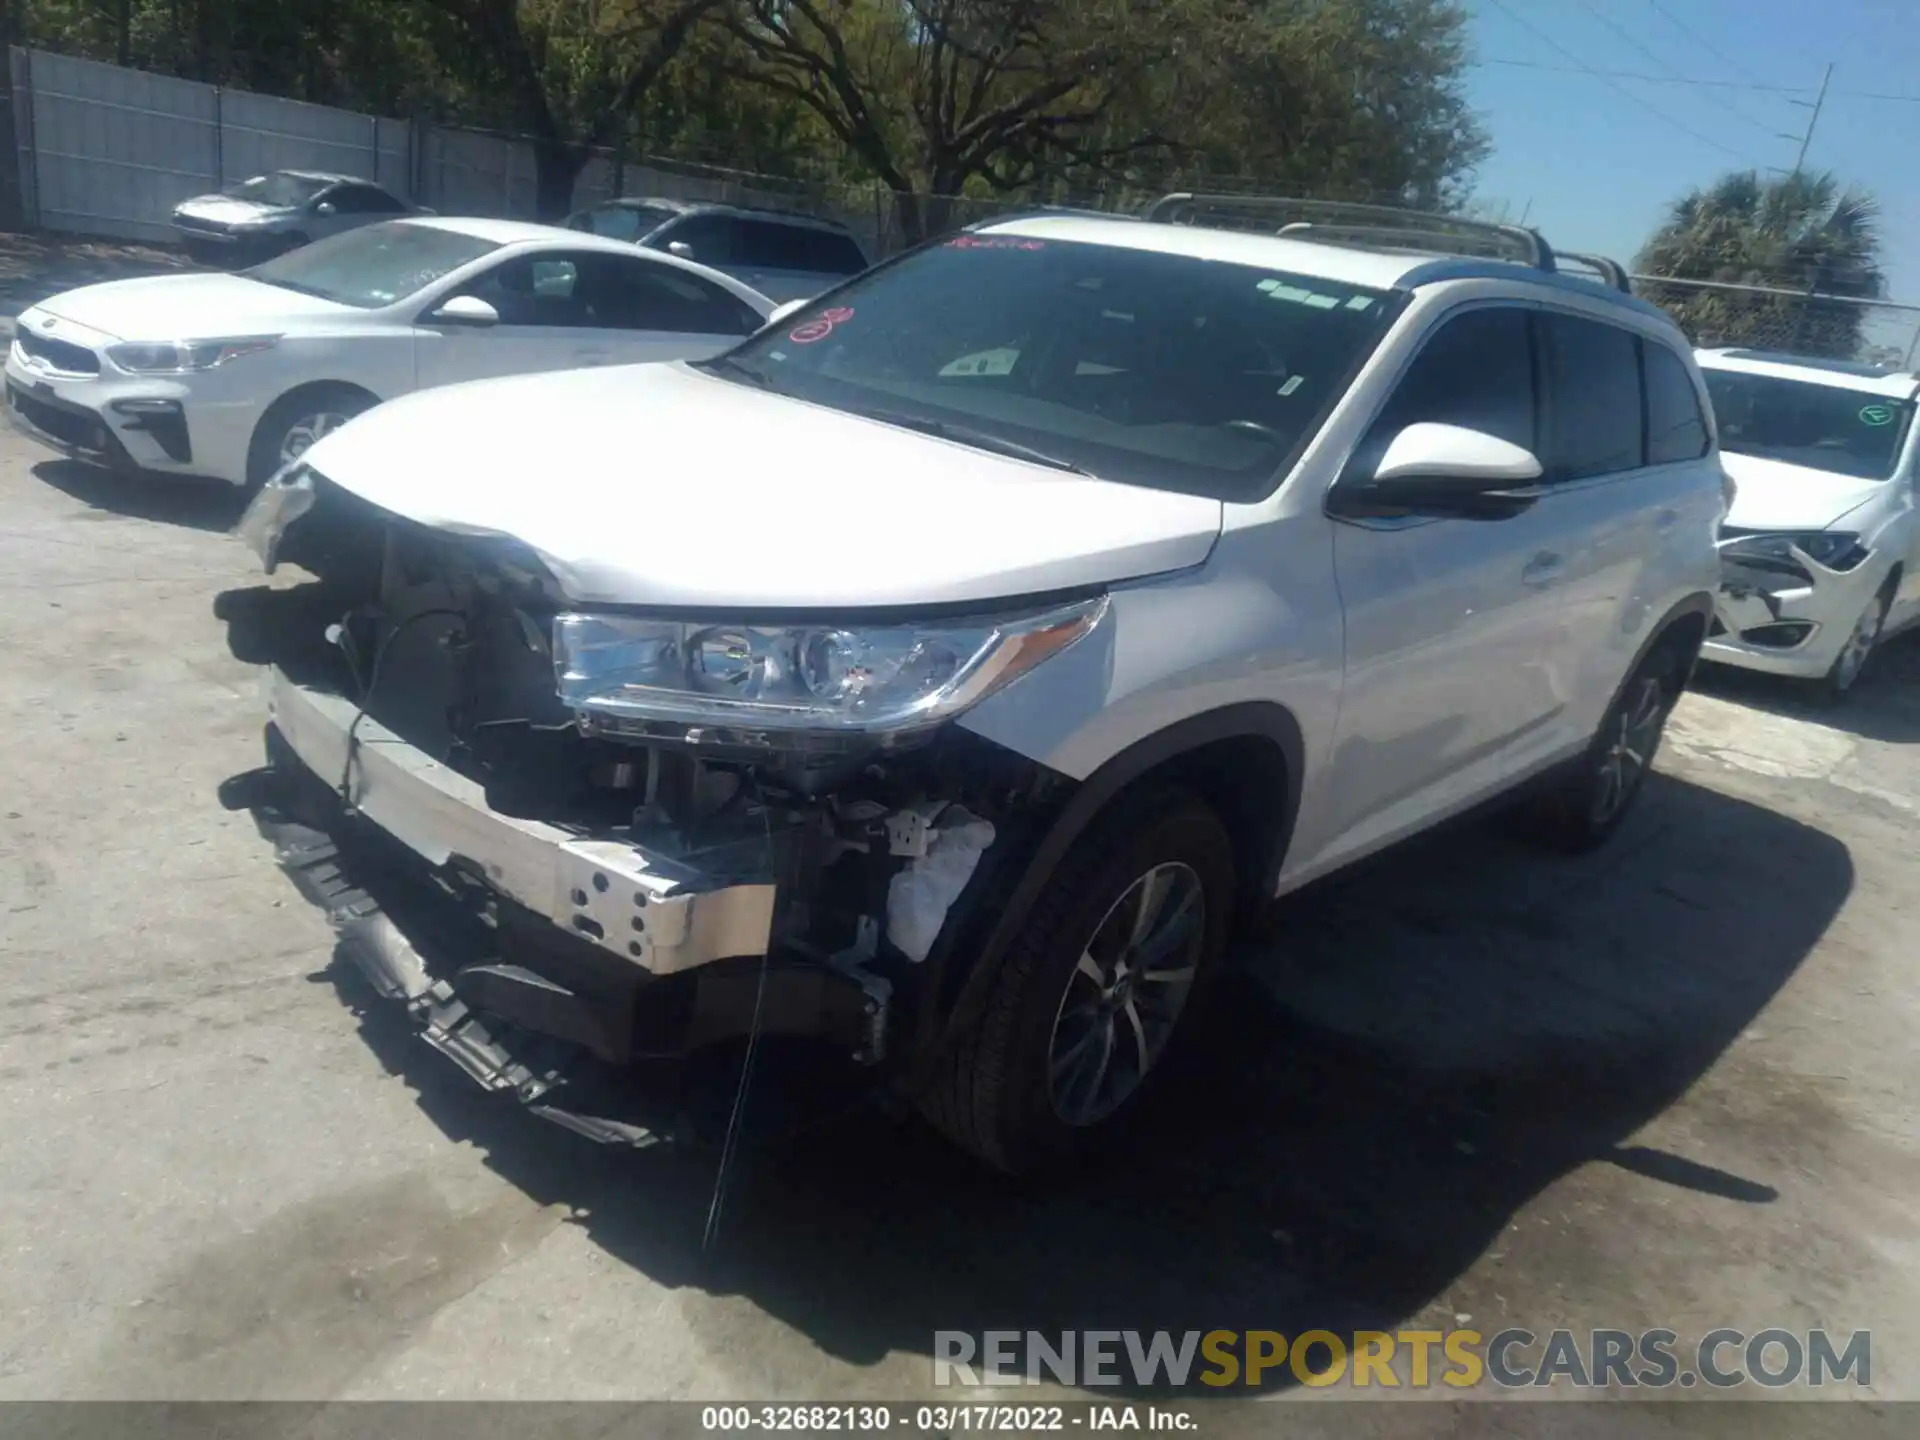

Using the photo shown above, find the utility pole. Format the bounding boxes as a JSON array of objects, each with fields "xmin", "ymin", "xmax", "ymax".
[{"xmin": 1787, "ymin": 63, "xmax": 1834, "ymax": 176}]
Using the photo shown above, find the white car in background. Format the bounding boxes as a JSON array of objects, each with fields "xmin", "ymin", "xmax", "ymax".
[
  {"xmin": 5, "ymin": 216, "xmax": 775, "ymax": 490},
  {"xmin": 1697, "ymin": 347, "xmax": 1920, "ymax": 699}
]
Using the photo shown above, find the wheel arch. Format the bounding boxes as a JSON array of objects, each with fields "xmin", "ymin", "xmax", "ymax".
[
  {"xmin": 246, "ymin": 380, "xmax": 381, "ymax": 485},
  {"xmin": 911, "ymin": 702, "xmax": 1305, "ymax": 1073}
]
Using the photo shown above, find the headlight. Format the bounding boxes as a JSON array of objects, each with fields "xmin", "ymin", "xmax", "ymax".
[
  {"xmin": 1721, "ymin": 530, "xmax": 1868, "ymax": 571},
  {"xmin": 553, "ymin": 597, "xmax": 1108, "ymax": 741},
  {"xmin": 106, "ymin": 336, "xmax": 279, "ymax": 373}
]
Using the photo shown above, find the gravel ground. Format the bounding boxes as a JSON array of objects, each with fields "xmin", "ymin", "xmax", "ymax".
[{"xmin": 0, "ymin": 407, "xmax": 1916, "ymax": 1429}]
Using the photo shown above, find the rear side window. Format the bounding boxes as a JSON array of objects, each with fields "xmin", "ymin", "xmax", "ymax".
[
  {"xmin": 1363, "ymin": 305, "xmax": 1538, "ymax": 455},
  {"xmin": 1540, "ymin": 312, "xmax": 1644, "ymax": 481},
  {"xmin": 1644, "ymin": 342, "xmax": 1711, "ymax": 463},
  {"xmin": 585, "ymin": 257, "xmax": 762, "ymax": 335}
]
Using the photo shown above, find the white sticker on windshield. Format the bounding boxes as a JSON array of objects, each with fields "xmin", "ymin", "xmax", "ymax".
[
  {"xmin": 1278, "ymin": 375, "xmax": 1305, "ymax": 397},
  {"xmin": 1258, "ymin": 278, "xmax": 1352, "ymax": 310},
  {"xmin": 1346, "ymin": 295, "xmax": 1375, "ymax": 311}
]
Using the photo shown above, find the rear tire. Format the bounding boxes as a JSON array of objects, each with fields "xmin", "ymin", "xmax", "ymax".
[
  {"xmin": 1522, "ymin": 643, "xmax": 1684, "ymax": 854},
  {"xmin": 245, "ymin": 383, "xmax": 375, "ymax": 490},
  {"xmin": 918, "ymin": 788, "xmax": 1236, "ymax": 1174}
]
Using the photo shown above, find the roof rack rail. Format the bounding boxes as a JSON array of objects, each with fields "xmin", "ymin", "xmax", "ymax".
[
  {"xmin": 1143, "ymin": 193, "xmax": 1556, "ymax": 273},
  {"xmin": 1555, "ymin": 251, "xmax": 1633, "ymax": 294}
]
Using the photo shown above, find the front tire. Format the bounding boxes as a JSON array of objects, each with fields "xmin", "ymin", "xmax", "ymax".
[
  {"xmin": 919, "ymin": 789, "xmax": 1236, "ymax": 1174},
  {"xmin": 1816, "ymin": 583, "xmax": 1892, "ymax": 704},
  {"xmin": 245, "ymin": 384, "xmax": 374, "ymax": 489}
]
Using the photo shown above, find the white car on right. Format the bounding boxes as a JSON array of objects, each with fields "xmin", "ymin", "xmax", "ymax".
[{"xmin": 1698, "ymin": 346, "xmax": 1920, "ymax": 699}]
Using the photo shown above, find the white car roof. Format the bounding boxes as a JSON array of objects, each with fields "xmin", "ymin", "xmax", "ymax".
[
  {"xmin": 977, "ymin": 214, "xmax": 1680, "ymax": 332},
  {"xmin": 979, "ymin": 214, "xmax": 1437, "ymax": 290},
  {"xmin": 405, "ymin": 215, "xmax": 610, "ymax": 247},
  {"xmin": 398, "ymin": 214, "xmax": 776, "ymax": 315},
  {"xmin": 1695, "ymin": 346, "xmax": 1920, "ymax": 400}
]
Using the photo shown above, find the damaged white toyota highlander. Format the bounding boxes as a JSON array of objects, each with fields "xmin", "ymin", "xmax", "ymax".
[{"xmin": 228, "ymin": 197, "xmax": 1725, "ymax": 1172}]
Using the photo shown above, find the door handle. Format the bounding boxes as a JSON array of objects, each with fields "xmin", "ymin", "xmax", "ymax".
[
  {"xmin": 575, "ymin": 348, "xmax": 614, "ymax": 365},
  {"xmin": 1522, "ymin": 551, "xmax": 1565, "ymax": 587},
  {"xmin": 1655, "ymin": 508, "xmax": 1680, "ymax": 531}
]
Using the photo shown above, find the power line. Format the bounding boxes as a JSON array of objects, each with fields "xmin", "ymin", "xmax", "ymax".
[
  {"xmin": 1479, "ymin": 0, "xmax": 1754, "ymax": 162},
  {"xmin": 1567, "ymin": 0, "xmax": 1782, "ymax": 135},
  {"xmin": 1483, "ymin": 57, "xmax": 1920, "ymax": 106},
  {"xmin": 1482, "ymin": 58, "xmax": 1806, "ymax": 94},
  {"xmin": 1641, "ymin": 0, "xmax": 1775, "ymax": 89}
]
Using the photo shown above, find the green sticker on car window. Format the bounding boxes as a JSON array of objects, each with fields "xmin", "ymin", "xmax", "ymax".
[{"xmin": 1859, "ymin": 404, "xmax": 1895, "ymax": 427}]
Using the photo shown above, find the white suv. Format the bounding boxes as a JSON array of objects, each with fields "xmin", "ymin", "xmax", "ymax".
[
  {"xmin": 1696, "ymin": 347, "xmax": 1920, "ymax": 699},
  {"xmin": 230, "ymin": 197, "xmax": 1725, "ymax": 1172}
]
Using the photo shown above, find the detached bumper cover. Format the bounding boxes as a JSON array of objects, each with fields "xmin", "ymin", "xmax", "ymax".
[
  {"xmin": 266, "ymin": 666, "xmax": 776, "ymax": 977},
  {"xmin": 1705, "ymin": 539, "xmax": 1886, "ymax": 675}
]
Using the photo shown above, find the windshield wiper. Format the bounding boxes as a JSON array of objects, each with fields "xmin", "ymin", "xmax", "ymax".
[
  {"xmin": 247, "ymin": 275, "xmax": 329, "ymax": 298},
  {"xmin": 697, "ymin": 354, "xmax": 776, "ymax": 389},
  {"xmin": 845, "ymin": 406, "xmax": 1093, "ymax": 475}
]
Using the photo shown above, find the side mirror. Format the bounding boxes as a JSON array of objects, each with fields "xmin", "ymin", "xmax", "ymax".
[
  {"xmin": 666, "ymin": 240, "xmax": 696, "ymax": 259},
  {"xmin": 767, "ymin": 299, "xmax": 808, "ymax": 326},
  {"xmin": 430, "ymin": 295, "xmax": 500, "ymax": 328},
  {"xmin": 314, "ymin": 200, "xmax": 337, "ymax": 218},
  {"xmin": 1347, "ymin": 422, "xmax": 1544, "ymax": 520}
]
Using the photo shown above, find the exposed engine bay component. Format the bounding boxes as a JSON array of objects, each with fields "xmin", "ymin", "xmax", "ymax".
[
  {"xmin": 886, "ymin": 806, "xmax": 997, "ymax": 963},
  {"xmin": 227, "ymin": 469, "xmax": 1074, "ymax": 1130}
]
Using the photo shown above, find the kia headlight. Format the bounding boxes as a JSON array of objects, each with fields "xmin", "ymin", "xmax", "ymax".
[
  {"xmin": 553, "ymin": 597, "xmax": 1107, "ymax": 741},
  {"xmin": 1721, "ymin": 530, "xmax": 1868, "ymax": 572},
  {"xmin": 106, "ymin": 336, "xmax": 279, "ymax": 374}
]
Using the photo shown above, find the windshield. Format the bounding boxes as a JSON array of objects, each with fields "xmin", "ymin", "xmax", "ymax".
[
  {"xmin": 1703, "ymin": 369, "xmax": 1914, "ymax": 481},
  {"xmin": 225, "ymin": 173, "xmax": 331, "ymax": 208},
  {"xmin": 709, "ymin": 235, "xmax": 1397, "ymax": 499},
  {"xmin": 244, "ymin": 222, "xmax": 500, "ymax": 309}
]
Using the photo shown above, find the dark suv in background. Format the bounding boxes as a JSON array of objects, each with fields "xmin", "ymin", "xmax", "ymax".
[{"xmin": 563, "ymin": 198, "xmax": 870, "ymax": 301}]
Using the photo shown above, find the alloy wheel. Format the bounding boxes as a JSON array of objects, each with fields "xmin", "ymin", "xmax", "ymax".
[
  {"xmin": 1590, "ymin": 676, "xmax": 1668, "ymax": 826},
  {"xmin": 278, "ymin": 411, "xmax": 351, "ymax": 468},
  {"xmin": 1831, "ymin": 598, "xmax": 1884, "ymax": 693},
  {"xmin": 1046, "ymin": 861, "xmax": 1206, "ymax": 1127}
]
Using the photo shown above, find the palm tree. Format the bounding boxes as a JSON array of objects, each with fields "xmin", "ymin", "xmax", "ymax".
[{"xmin": 1635, "ymin": 170, "xmax": 1885, "ymax": 360}]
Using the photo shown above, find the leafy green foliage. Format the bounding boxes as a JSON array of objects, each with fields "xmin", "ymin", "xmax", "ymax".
[
  {"xmin": 1637, "ymin": 170, "xmax": 1887, "ymax": 360},
  {"xmin": 18, "ymin": 0, "xmax": 1491, "ymax": 232}
]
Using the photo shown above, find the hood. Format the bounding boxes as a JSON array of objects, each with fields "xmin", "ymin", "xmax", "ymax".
[
  {"xmin": 1720, "ymin": 452, "xmax": 1894, "ymax": 532},
  {"xmin": 299, "ymin": 363, "xmax": 1225, "ymax": 610},
  {"xmin": 37, "ymin": 273, "xmax": 351, "ymax": 342},
  {"xmin": 173, "ymin": 194, "xmax": 293, "ymax": 227}
]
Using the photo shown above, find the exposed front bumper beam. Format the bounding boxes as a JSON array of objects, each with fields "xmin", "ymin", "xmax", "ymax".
[{"xmin": 266, "ymin": 665, "xmax": 776, "ymax": 977}]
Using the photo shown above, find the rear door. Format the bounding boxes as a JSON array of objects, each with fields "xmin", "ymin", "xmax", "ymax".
[
  {"xmin": 1528, "ymin": 313, "xmax": 1714, "ymax": 741},
  {"xmin": 1317, "ymin": 302, "xmax": 1573, "ymax": 864}
]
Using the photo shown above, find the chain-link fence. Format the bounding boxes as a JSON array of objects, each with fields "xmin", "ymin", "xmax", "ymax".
[{"xmin": 1628, "ymin": 274, "xmax": 1920, "ymax": 370}]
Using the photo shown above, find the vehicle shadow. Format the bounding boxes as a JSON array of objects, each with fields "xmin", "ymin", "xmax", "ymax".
[
  {"xmin": 309, "ymin": 768, "xmax": 1850, "ymax": 1397},
  {"xmin": 1693, "ymin": 628, "xmax": 1920, "ymax": 746},
  {"xmin": 32, "ymin": 459, "xmax": 246, "ymax": 533}
]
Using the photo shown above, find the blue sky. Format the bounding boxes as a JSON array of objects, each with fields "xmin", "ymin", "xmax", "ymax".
[{"xmin": 1463, "ymin": 0, "xmax": 1920, "ymax": 297}]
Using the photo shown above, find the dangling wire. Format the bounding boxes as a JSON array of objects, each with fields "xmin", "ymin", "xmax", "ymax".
[
  {"xmin": 336, "ymin": 608, "xmax": 465, "ymax": 814},
  {"xmin": 701, "ymin": 800, "xmax": 777, "ymax": 1253}
]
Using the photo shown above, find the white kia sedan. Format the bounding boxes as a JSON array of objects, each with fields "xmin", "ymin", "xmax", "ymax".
[
  {"xmin": 1698, "ymin": 346, "xmax": 1920, "ymax": 699},
  {"xmin": 5, "ymin": 216, "xmax": 775, "ymax": 489}
]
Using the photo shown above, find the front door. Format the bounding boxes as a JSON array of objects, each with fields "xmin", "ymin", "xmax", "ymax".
[
  {"xmin": 413, "ymin": 252, "xmax": 608, "ymax": 389},
  {"xmin": 1310, "ymin": 303, "xmax": 1571, "ymax": 870}
]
